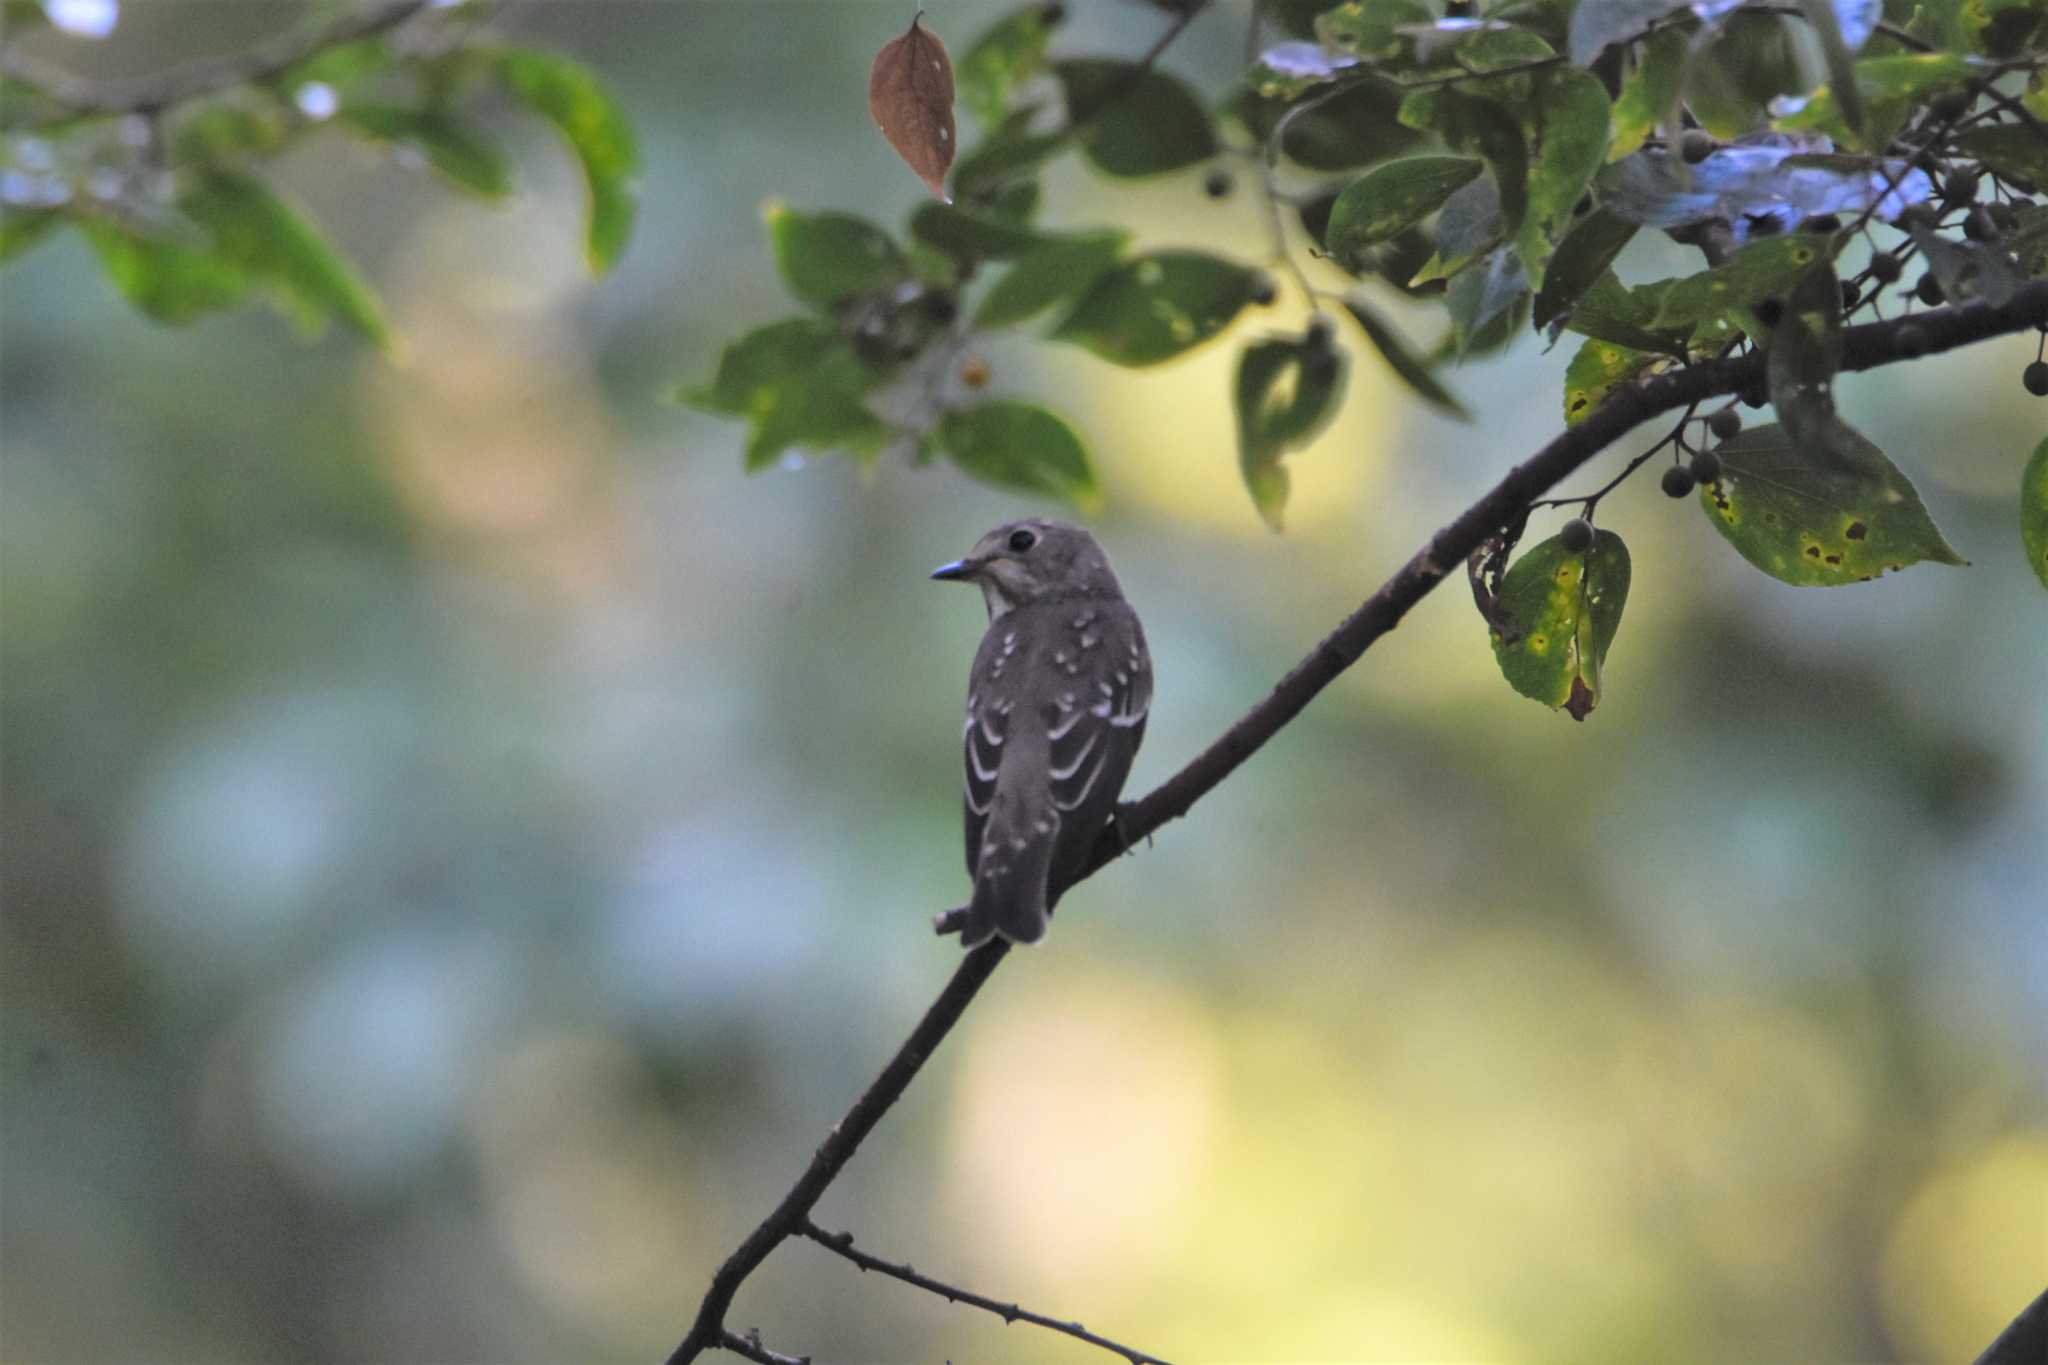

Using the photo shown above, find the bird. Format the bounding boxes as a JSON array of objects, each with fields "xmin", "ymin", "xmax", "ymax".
[{"xmin": 931, "ymin": 519, "xmax": 1151, "ymax": 947}]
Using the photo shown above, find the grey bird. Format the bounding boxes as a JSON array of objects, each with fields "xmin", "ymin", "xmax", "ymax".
[{"xmin": 931, "ymin": 520, "xmax": 1151, "ymax": 947}]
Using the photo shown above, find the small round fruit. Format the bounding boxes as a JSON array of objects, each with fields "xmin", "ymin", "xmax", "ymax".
[
  {"xmin": 1304, "ymin": 317, "xmax": 1334, "ymax": 351},
  {"xmin": 1250, "ymin": 274, "xmax": 1277, "ymax": 306},
  {"xmin": 1840, "ymin": 280, "xmax": 1861, "ymax": 310},
  {"xmin": 1707, "ymin": 408, "xmax": 1741, "ymax": 441},
  {"xmin": 1203, "ymin": 167, "xmax": 1234, "ymax": 199},
  {"xmin": 1742, "ymin": 380, "xmax": 1770, "ymax": 409},
  {"xmin": 1690, "ymin": 449, "xmax": 1723, "ymax": 484},
  {"xmin": 1869, "ymin": 250, "xmax": 1903, "ymax": 284},
  {"xmin": 1753, "ymin": 296, "xmax": 1786, "ymax": 328},
  {"xmin": 2024, "ymin": 360, "xmax": 2048, "ymax": 396},
  {"xmin": 1964, "ymin": 205, "xmax": 1997, "ymax": 241},
  {"xmin": 1915, "ymin": 273, "xmax": 1945, "ymax": 306},
  {"xmin": 1802, "ymin": 213, "xmax": 1842, "ymax": 235},
  {"xmin": 1040, "ymin": 2, "xmax": 1066, "ymax": 23},
  {"xmin": 1945, "ymin": 169, "xmax": 1980, "ymax": 203},
  {"xmin": 1559, "ymin": 517, "xmax": 1595, "ymax": 553},
  {"xmin": 1929, "ymin": 89, "xmax": 1971, "ymax": 121},
  {"xmin": 1661, "ymin": 465, "xmax": 1697, "ymax": 498},
  {"xmin": 1680, "ymin": 129, "xmax": 1715, "ymax": 164},
  {"xmin": 1896, "ymin": 323, "xmax": 1929, "ymax": 357}
]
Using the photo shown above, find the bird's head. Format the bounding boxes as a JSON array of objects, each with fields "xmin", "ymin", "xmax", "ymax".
[{"xmin": 931, "ymin": 519, "xmax": 1123, "ymax": 619}]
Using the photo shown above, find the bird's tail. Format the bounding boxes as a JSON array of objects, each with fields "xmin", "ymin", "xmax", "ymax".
[{"xmin": 961, "ymin": 801, "xmax": 1057, "ymax": 947}]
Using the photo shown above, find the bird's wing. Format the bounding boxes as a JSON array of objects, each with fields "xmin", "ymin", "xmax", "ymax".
[
  {"xmin": 1044, "ymin": 603, "xmax": 1151, "ymax": 820},
  {"xmin": 961, "ymin": 631, "xmax": 1013, "ymax": 877}
]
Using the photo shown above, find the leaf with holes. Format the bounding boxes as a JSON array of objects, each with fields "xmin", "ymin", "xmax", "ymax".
[
  {"xmin": 1563, "ymin": 338, "xmax": 1666, "ymax": 424},
  {"xmin": 1056, "ymin": 60, "xmax": 1216, "ymax": 176},
  {"xmin": 1491, "ymin": 529, "xmax": 1631, "ymax": 721},
  {"xmin": 935, "ymin": 400, "xmax": 1099, "ymax": 511},
  {"xmin": 870, "ymin": 15, "xmax": 957, "ymax": 199},
  {"xmin": 1052, "ymin": 252, "xmax": 1263, "ymax": 366},
  {"xmin": 2023, "ymin": 435, "xmax": 2048, "ymax": 590},
  {"xmin": 1699, "ymin": 420, "xmax": 1965, "ymax": 585},
  {"xmin": 1324, "ymin": 156, "xmax": 1483, "ymax": 270},
  {"xmin": 1652, "ymin": 234, "xmax": 1836, "ymax": 335},
  {"xmin": 494, "ymin": 48, "xmax": 639, "ymax": 271},
  {"xmin": 1236, "ymin": 337, "xmax": 1347, "ymax": 531}
]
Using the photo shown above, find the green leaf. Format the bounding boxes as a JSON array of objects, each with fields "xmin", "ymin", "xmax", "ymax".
[
  {"xmin": 1954, "ymin": 124, "xmax": 2048, "ymax": 189},
  {"xmin": 768, "ymin": 206, "xmax": 909, "ymax": 307},
  {"xmin": 1490, "ymin": 529, "xmax": 1631, "ymax": 722},
  {"xmin": 0, "ymin": 208, "xmax": 63, "ymax": 262},
  {"xmin": 1317, "ymin": 0, "xmax": 1437, "ymax": 60},
  {"xmin": 1235, "ymin": 337, "xmax": 1347, "ymax": 530},
  {"xmin": 1052, "ymin": 251, "xmax": 1263, "ymax": 367},
  {"xmin": 1567, "ymin": 0, "xmax": 1689, "ymax": 65},
  {"xmin": 907, "ymin": 201, "xmax": 1047, "ymax": 264},
  {"xmin": 951, "ymin": 104, "xmax": 1071, "ymax": 199},
  {"xmin": 1519, "ymin": 67, "xmax": 1612, "ymax": 280},
  {"xmin": 1563, "ymin": 337, "xmax": 1665, "ymax": 424},
  {"xmin": 1651, "ymin": 233, "xmax": 1836, "ymax": 334},
  {"xmin": 492, "ymin": 48, "xmax": 639, "ymax": 273},
  {"xmin": 957, "ymin": 5, "xmax": 1054, "ymax": 127},
  {"xmin": 1433, "ymin": 92, "xmax": 1528, "ymax": 240},
  {"xmin": 934, "ymin": 400, "xmax": 1099, "ymax": 511},
  {"xmin": 973, "ymin": 229, "xmax": 1126, "ymax": 329},
  {"xmin": 1340, "ymin": 298, "xmax": 1468, "ymax": 418},
  {"xmin": 194, "ymin": 171, "xmax": 387, "ymax": 343},
  {"xmin": 1562, "ymin": 270, "xmax": 1686, "ymax": 353},
  {"xmin": 1699, "ymin": 420, "xmax": 1966, "ymax": 585},
  {"xmin": 2023, "ymin": 434, "xmax": 2048, "ymax": 590},
  {"xmin": 338, "ymin": 104, "xmax": 512, "ymax": 197},
  {"xmin": 172, "ymin": 104, "xmax": 293, "ymax": 161},
  {"xmin": 1774, "ymin": 53, "xmax": 1974, "ymax": 144},
  {"xmin": 1323, "ymin": 156, "xmax": 1483, "ymax": 269},
  {"xmin": 81, "ymin": 218, "xmax": 250, "ymax": 324},
  {"xmin": 1610, "ymin": 27, "xmax": 1687, "ymax": 162},
  {"xmin": 1225, "ymin": 80, "xmax": 1422, "ymax": 172},
  {"xmin": 1444, "ymin": 247, "xmax": 1527, "ymax": 354},
  {"xmin": 1798, "ymin": 0, "xmax": 1865, "ymax": 144},
  {"xmin": 1055, "ymin": 60, "xmax": 1216, "ymax": 176},
  {"xmin": 1766, "ymin": 261, "xmax": 1843, "ymax": 455},
  {"xmin": 677, "ymin": 316, "xmax": 891, "ymax": 470},
  {"xmin": 1533, "ymin": 209, "xmax": 1638, "ymax": 333}
]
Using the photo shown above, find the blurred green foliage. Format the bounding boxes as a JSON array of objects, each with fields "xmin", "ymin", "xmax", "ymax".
[{"xmin": 3, "ymin": 4, "xmax": 2046, "ymax": 1363}]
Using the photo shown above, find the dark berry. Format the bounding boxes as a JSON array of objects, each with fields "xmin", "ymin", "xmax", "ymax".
[
  {"xmin": 1915, "ymin": 272, "xmax": 1945, "ymax": 306},
  {"xmin": 2025, "ymin": 360, "xmax": 2048, "ymax": 396},
  {"xmin": 1574, "ymin": 193, "xmax": 1594, "ymax": 217},
  {"xmin": 1869, "ymin": 250, "xmax": 1903, "ymax": 283},
  {"xmin": 1661, "ymin": 465, "xmax": 1697, "ymax": 498},
  {"xmin": 1754, "ymin": 296, "xmax": 1786, "ymax": 328},
  {"xmin": 1742, "ymin": 379, "xmax": 1770, "ymax": 409},
  {"xmin": 1747, "ymin": 213, "xmax": 1783, "ymax": 237},
  {"xmin": 1896, "ymin": 323, "xmax": 1929, "ymax": 358},
  {"xmin": 1841, "ymin": 280, "xmax": 1861, "ymax": 310},
  {"xmin": 1040, "ymin": 2, "xmax": 1066, "ymax": 24},
  {"xmin": 1690, "ymin": 449, "xmax": 1723, "ymax": 484},
  {"xmin": 1945, "ymin": 170, "xmax": 1980, "ymax": 203},
  {"xmin": 1559, "ymin": 517, "xmax": 1595, "ymax": 553},
  {"xmin": 1250, "ymin": 274, "xmax": 1277, "ymax": 306},
  {"xmin": 1204, "ymin": 167, "xmax": 1234, "ymax": 199},
  {"xmin": 1964, "ymin": 205, "xmax": 1997, "ymax": 241},
  {"xmin": 1707, "ymin": 408, "xmax": 1742, "ymax": 441},
  {"xmin": 1304, "ymin": 317, "xmax": 1334, "ymax": 351},
  {"xmin": 1802, "ymin": 213, "xmax": 1842, "ymax": 235},
  {"xmin": 1897, "ymin": 203, "xmax": 1940, "ymax": 232},
  {"xmin": 1929, "ymin": 89, "xmax": 1971, "ymax": 121},
  {"xmin": 1680, "ymin": 129, "xmax": 1715, "ymax": 164}
]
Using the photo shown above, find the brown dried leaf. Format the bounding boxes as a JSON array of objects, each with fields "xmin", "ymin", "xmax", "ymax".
[{"xmin": 869, "ymin": 15, "xmax": 957, "ymax": 201}]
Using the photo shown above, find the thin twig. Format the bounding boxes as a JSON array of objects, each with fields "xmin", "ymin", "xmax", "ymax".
[
  {"xmin": 797, "ymin": 1221, "xmax": 1174, "ymax": 1365},
  {"xmin": 714, "ymin": 1329, "xmax": 809, "ymax": 1365},
  {"xmin": 0, "ymin": 0, "xmax": 435, "ymax": 120},
  {"xmin": 674, "ymin": 282, "xmax": 2048, "ymax": 1362}
]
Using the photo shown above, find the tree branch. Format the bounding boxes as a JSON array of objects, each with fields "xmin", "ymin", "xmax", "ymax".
[
  {"xmin": 796, "ymin": 1221, "xmax": 1174, "ymax": 1365},
  {"xmin": 674, "ymin": 281, "xmax": 2048, "ymax": 1359},
  {"xmin": 0, "ymin": 0, "xmax": 436, "ymax": 120},
  {"xmin": 713, "ymin": 1329, "xmax": 808, "ymax": 1365}
]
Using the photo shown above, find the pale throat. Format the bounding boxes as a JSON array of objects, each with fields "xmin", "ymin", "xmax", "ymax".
[{"xmin": 979, "ymin": 580, "xmax": 1014, "ymax": 620}]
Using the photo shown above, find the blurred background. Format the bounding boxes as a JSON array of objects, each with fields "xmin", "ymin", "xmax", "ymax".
[{"xmin": 3, "ymin": 3, "xmax": 2045, "ymax": 1362}]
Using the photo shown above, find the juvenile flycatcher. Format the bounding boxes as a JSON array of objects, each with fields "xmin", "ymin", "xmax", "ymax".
[{"xmin": 931, "ymin": 520, "xmax": 1151, "ymax": 946}]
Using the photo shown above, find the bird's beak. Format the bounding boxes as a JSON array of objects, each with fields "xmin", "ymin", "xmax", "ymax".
[{"xmin": 930, "ymin": 556, "xmax": 981, "ymax": 582}]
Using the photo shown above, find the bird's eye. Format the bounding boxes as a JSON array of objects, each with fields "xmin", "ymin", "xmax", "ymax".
[{"xmin": 1007, "ymin": 529, "xmax": 1038, "ymax": 553}]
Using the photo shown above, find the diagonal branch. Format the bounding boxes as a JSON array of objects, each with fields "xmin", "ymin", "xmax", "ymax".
[
  {"xmin": 713, "ymin": 1329, "xmax": 808, "ymax": 1365},
  {"xmin": 797, "ymin": 1221, "xmax": 1174, "ymax": 1365},
  {"xmin": 672, "ymin": 281, "xmax": 2048, "ymax": 1361},
  {"xmin": 0, "ymin": 0, "xmax": 436, "ymax": 120}
]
